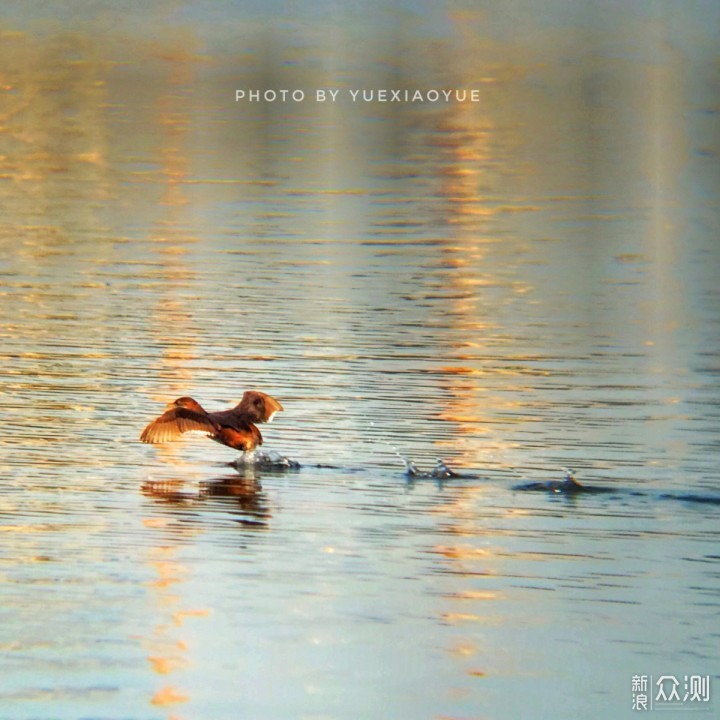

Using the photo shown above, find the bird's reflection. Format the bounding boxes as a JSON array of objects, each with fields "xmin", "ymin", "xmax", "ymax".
[{"xmin": 141, "ymin": 472, "xmax": 272, "ymax": 526}]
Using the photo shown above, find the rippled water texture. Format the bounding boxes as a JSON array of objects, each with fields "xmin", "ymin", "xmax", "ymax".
[{"xmin": 1, "ymin": 4, "xmax": 719, "ymax": 719}]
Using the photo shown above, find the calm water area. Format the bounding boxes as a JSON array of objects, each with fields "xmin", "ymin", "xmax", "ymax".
[{"xmin": 1, "ymin": 3, "xmax": 719, "ymax": 719}]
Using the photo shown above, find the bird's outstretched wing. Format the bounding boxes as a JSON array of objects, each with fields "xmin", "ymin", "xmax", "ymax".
[{"xmin": 140, "ymin": 407, "xmax": 218, "ymax": 444}]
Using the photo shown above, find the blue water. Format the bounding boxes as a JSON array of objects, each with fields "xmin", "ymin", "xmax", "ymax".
[{"xmin": 0, "ymin": 3, "xmax": 719, "ymax": 719}]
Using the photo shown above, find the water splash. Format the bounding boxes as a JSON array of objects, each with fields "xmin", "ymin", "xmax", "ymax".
[
  {"xmin": 402, "ymin": 457, "xmax": 469, "ymax": 481},
  {"xmin": 512, "ymin": 468, "xmax": 616, "ymax": 494},
  {"xmin": 368, "ymin": 421, "xmax": 461, "ymax": 479},
  {"xmin": 232, "ymin": 450, "xmax": 301, "ymax": 471},
  {"xmin": 368, "ymin": 421, "xmax": 409, "ymax": 467}
]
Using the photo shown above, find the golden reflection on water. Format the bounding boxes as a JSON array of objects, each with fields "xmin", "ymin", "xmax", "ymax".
[
  {"xmin": 141, "ymin": 541, "xmax": 211, "ymax": 717},
  {"xmin": 138, "ymin": 45, "xmax": 206, "ymax": 717},
  {"xmin": 0, "ymin": 9, "xmax": 718, "ymax": 720},
  {"xmin": 0, "ymin": 30, "xmax": 110, "ymax": 209},
  {"xmin": 425, "ymin": 26, "xmax": 540, "ymax": 468}
]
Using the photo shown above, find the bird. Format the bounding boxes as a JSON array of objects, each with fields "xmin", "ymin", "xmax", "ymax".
[{"xmin": 140, "ymin": 391, "xmax": 283, "ymax": 452}]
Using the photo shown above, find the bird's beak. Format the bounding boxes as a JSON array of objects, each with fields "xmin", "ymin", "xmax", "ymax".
[{"xmin": 265, "ymin": 396, "xmax": 284, "ymax": 423}]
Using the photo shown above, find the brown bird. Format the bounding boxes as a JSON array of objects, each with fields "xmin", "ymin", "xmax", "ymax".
[{"xmin": 140, "ymin": 391, "xmax": 283, "ymax": 452}]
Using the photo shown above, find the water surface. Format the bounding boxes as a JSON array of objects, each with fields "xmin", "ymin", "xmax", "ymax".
[{"xmin": 1, "ymin": 4, "xmax": 719, "ymax": 719}]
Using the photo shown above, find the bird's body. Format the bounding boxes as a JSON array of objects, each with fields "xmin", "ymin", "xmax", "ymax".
[{"xmin": 140, "ymin": 391, "xmax": 283, "ymax": 452}]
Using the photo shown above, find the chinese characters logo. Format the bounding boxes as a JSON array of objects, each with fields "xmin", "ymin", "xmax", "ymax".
[{"xmin": 632, "ymin": 675, "xmax": 711, "ymax": 711}]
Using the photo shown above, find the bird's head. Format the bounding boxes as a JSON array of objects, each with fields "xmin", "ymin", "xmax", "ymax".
[{"xmin": 239, "ymin": 390, "xmax": 284, "ymax": 424}]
